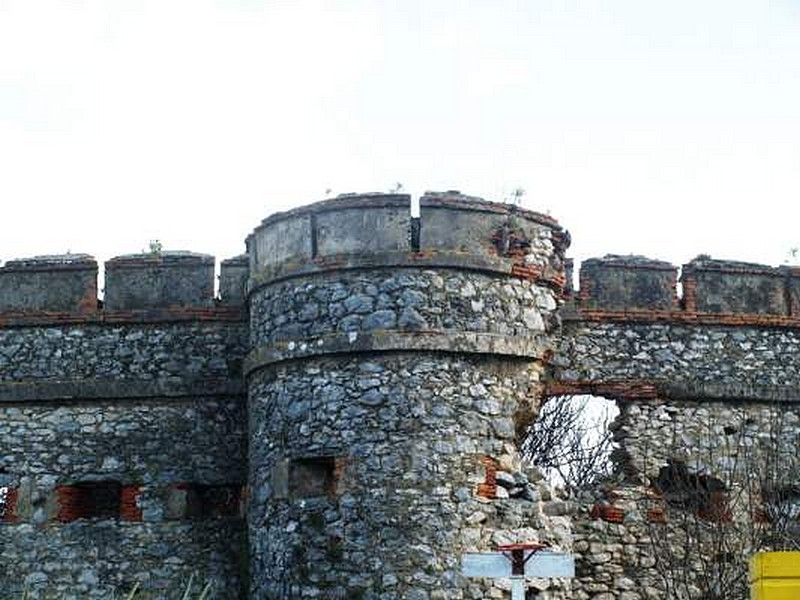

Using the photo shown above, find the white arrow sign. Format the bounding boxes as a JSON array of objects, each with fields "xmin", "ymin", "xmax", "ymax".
[{"xmin": 462, "ymin": 551, "xmax": 575, "ymax": 578}]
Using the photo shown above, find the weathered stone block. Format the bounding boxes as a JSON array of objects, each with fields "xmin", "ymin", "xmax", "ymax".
[
  {"xmin": 682, "ymin": 257, "xmax": 786, "ymax": 314},
  {"xmin": 315, "ymin": 202, "xmax": 411, "ymax": 256},
  {"xmin": 579, "ymin": 255, "xmax": 676, "ymax": 311},
  {"xmin": 219, "ymin": 254, "xmax": 248, "ymax": 305},
  {"xmin": 104, "ymin": 251, "xmax": 214, "ymax": 310},
  {"xmin": 784, "ymin": 266, "xmax": 800, "ymax": 316},
  {"xmin": 0, "ymin": 254, "xmax": 97, "ymax": 313},
  {"xmin": 419, "ymin": 191, "xmax": 556, "ymax": 260},
  {"xmin": 248, "ymin": 194, "xmax": 411, "ymax": 276},
  {"xmin": 249, "ymin": 212, "xmax": 312, "ymax": 269}
]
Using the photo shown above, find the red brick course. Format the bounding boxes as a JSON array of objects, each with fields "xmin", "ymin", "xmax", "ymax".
[
  {"xmin": 2, "ymin": 488, "xmax": 18, "ymax": 523},
  {"xmin": 476, "ymin": 456, "xmax": 499, "ymax": 499},
  {"xmin": 120, "ymin": 486, "xmax": 143, "ymax": 522}
]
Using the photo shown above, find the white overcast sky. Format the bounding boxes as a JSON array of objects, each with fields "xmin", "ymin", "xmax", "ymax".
[{"xmin": 2, "ymin": 0, "xmax": 799, "ymax": 280}]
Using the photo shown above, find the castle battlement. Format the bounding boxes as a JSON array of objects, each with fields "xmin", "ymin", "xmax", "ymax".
[
  {"xmin": 577, "ymin": 253, "xmax": 800, "ymax": 320},
  {"xmin": 247, "ymin": 191, "xmax": 567, "ymax": 297},
  {"xmin": 0, "ymin": 254, "xmax": 98, "ymax": 314},
  {"xmin": 0, "ymin": 251, "xmax": 248, "ymax": 321}
]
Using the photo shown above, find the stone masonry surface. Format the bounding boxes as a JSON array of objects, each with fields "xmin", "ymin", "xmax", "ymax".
[
  {"xmin": 554, "ymin": 321, "xmax": 800, "ymax": 399},
  {"xmin": 1, "ymin": 271, "xmax": 248, "ymax": 599},
  {"xmin": 552, "ymin": 255, "xmax": 800, "ymax": 599},
  {"xmin": 568, "ymin": 400, "xmax": 800, "ymax": 600},
  {"xmin": 0, "ymin": 322, "xmax": 246, "ymax": 383},
  {"xmin": 248, "ymin": 354, "xmax": 572, "ymax": 600},
  {"xmin": 246, "ymin": 192, "xmax": 569, "ymax": 599},
  {"xmin": 1, "ymin": 521, "xmax": 245, "ymax": 599},
  {"xmin": 2, "ymin": 192, "xmax": 800, "ymax": 600},
  {"xmin": 248, "ymin": 269, "xmax": 558, "ymax": 344}
]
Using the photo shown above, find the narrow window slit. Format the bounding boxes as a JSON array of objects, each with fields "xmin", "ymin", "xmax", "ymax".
[{"xmin": 289, "ymin": 456, "xmax": 341, "ymax": 499}]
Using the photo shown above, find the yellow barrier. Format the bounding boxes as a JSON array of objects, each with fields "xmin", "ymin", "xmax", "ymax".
[{"xmin": 750, "ymin": 552, "xmax": 800, "ymax": 600}]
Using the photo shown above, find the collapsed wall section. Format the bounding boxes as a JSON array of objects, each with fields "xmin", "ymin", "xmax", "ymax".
[
  {"xmin": 0, "ymin": 253, "xmax": 249, "ymax": 599},
  {"xmin": 245, "ymin": 192, "xmax": 572, "ymax": 599},
  {"xmin": 568, "ymin": 400, "xmax": 799, "ymax": 600}
]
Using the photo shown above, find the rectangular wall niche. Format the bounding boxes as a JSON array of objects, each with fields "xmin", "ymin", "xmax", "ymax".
[
  {"xmin": 289, "ymin": 456, "xmax": 340, "ymax": 499},
  {"xmin": 57, "ymin": 481, "xmax": 123, "ymax": 522},
  {"xmin": 185, "ymin": 484, "xmax": 242, "ymax": 519}
]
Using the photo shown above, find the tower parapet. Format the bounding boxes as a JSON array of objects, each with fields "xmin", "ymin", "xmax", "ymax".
[{"xmin": 246, "ymin": 193, "xmax": 411, "ymax": 280}]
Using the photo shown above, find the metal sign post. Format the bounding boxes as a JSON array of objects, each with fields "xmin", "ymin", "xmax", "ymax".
[
  {"xmin": 505, "ymin": 543, "xmax": 540, "ymax": 600},
  {"xmin": 462, "ymin": 542, "xmax": 575, "ymax": 600}
]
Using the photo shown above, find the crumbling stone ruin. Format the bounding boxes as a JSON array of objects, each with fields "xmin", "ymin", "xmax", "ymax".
[{"xmin": 0, "ymin": 192, "xmax": 797, "ymax": 599}]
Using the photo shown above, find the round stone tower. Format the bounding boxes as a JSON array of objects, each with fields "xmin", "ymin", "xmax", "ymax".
[{"xmin": 245, "ymin": 192, "xmax": 570, "ymax": 599}]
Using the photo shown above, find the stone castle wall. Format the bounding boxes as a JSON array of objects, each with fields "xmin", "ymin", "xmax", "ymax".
[
  {"xmin": 1, "ymin": 195, "xmax": 798, "ymax": 599},
  {"xmin": 553, "ymin": 255, "xmax": 800, "ymax": 600},
  {"xmin": 0, "ymin": 253, "xmax": 249, "ymax": 599}
]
